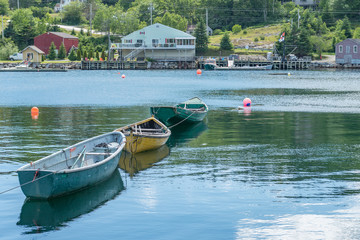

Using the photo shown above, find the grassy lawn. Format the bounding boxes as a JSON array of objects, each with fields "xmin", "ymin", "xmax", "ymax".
[{"xmin": 209, "ymin": 24, "xmax": 282, "ymax": 50}]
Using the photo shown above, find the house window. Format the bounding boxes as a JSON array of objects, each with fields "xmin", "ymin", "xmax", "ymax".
[
  {"xmin": 339, "ymin": 45, "xmax": 343, "ymax": 53},
  {"xmin": 165, "ymin": 38, "xmax": 175, "ymax": 44},
  {"xmin": 124, "ymin": 39, "xmax": 132, "ymax": 44},
  {"xmin": 354, "ymin": 45, "xmax": 358, "ymax": 53},
  {"xmin": 27, "ymin": 53, "xmax": 34, "ymax": 60},
  {"xmin": 346, "ymin": 46, "xmax": 350, "ymax": 54}
]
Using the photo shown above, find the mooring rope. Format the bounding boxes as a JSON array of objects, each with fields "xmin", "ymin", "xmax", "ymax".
[
  {"xmin": 168, "ymin": 110, "xmax": 196, "ymax": 129},
  {"xmin": 0, "ymin": 171, "xmax": 56, "ymax": 195}
]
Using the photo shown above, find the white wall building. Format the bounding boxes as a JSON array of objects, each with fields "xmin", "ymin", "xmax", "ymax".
[
  {"xmin": 292, "ymin": 0, "xmax": 319, "ymax": 9},
  {"xmin": 111, "ymin": 23, "xmax": 196, "ymax": 61}
]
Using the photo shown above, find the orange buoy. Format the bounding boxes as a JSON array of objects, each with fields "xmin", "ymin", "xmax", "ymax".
[
  {"xmin": 31, "ymin": 107, "xmax": 39, "ymax": 115},
  {"xmin": 121, "ymin": 74, "xmax": 126, "ymax": 78},
  {"xmin": 31, "ymin": 107, "xmax": 39, "ymax": 120},
  {"xmin": 196, "ymin": 69, "xmax": 202, "ymax": 75}
]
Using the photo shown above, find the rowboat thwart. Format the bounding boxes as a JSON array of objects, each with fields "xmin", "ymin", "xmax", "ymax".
[
  {"xmin": 17, "ymin": 131, "xmax": 126, "ymax": 199},
  {"xmin": 114, "ymin": 117, "xmax": 171, "ymax": 153},
  {"xmin": 150, "ymin": 97, "xmax": 208, "ymax": 127}
]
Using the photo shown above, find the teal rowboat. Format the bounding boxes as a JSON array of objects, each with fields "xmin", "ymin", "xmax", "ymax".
[
  {"xmin": 150, "ymin": 97, "xmax": 208, "ymax": 127},
  {"xmin": 17, "ymin": 131, "xmax": 126, "ymax": 199}
]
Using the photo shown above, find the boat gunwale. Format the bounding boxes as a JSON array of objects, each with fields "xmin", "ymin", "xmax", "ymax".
[{"xmin": 17, "ymin": 132, "xmax": 126, "ymax": 174}]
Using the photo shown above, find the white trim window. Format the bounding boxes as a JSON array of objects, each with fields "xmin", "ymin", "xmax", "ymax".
[
  {"xmin": 346, "ymin": 46, "xmax": 350, "ymax": 53},
  {"xmin": 339, "ymin": 45, "xmax": 343, "ymax": 53},
  {"xmin": 354, "ymin": 45, "xmax": 358, "ymax": 53}
]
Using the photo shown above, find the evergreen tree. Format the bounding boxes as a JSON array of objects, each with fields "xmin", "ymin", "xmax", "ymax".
[
  {"xmin": 88, "ymin": 47, "xmax": 93, "ymax": 59},
  {"xmin": 194, "ymin": 18, "xmax": 209, "ymax": 55},
  {"xmin": 220, "ymin": 32, "xmax": 233, "ymax": 51},
  {"xmin": 58, "ymin": 42, "xmax": 67, "ymax": 59},
  {"xmin": 83, "ymin": 49, "xmax": 88, "ymax": 60},
  {"xmin": 68, "ymin": 48, "xmax": 77, "ymax": 61},
  {"xmin": 342, "ymin": 16, "xmax": 352, "ymax": 38},
  {"xmin": 71, "ymin": 28, "xmax": 76, "ymax": 36},
  {"xmin": 95, "ymin": 51, "xmax": 99, "ymax": 60},
  {"xmin": 101, "ymin": 49, "xmax": 105, "ymax": 60},
  {"xmin": 296, "ymin": 28, "xmax": 312, "ymax": 57},
  {"xmin": 76, "ymin": 49, "xmax": 82, "ymax": 60},
  {"xmin": 48, "ymin": 41, "xmax": 57, "ymax": 60}
]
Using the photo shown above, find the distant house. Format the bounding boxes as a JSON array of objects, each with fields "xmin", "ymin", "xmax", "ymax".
[
  {"xmin": 22, "ymin": 45, "xmax": 45, "ymax": 63},
  {"xmin": 34, "ymin": 32, "xmax": 79, "ymax": 55},
  {"xmin": 292, "ymin": 0, "xmax": 319, "ymax": 9},
  {"xmin": 186, "ymin": 25, "xmax": 213, "ymax": 36},
  {"xmin": 111, "ymin": 23, "xmax": 196, "ymax": 61},
  {"xmin": 54, "ymin": 0, "xmax": 85, "ymax": 12},
  {"xmin": 335, "ymin": 39, "xmax": 360, "ymax": 65}
]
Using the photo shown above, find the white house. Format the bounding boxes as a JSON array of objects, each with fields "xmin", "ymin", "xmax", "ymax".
[
  {"xmin": 111, "ymin": 23, "xmax": 196, "ymax": 61},
  {"xmin": 54, "ymin": 0, "xmax": 85, "ymax": 12}
]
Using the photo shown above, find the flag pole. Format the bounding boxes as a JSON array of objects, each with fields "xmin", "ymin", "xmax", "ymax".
[{"xmin": 282, "ymin": 33, "xmax": 286, "ymax": 62}]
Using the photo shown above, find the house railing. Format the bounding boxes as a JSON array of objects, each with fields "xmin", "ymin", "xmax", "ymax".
[{"xmin": 111, "ymin": 43, "xmax": 195, "ymax": 50}]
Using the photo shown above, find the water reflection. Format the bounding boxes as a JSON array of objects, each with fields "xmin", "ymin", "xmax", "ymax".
[
  {"xmin": 17, "ymin": 170, "xmax": 124, "ymax": 234},
  {"xmin": 119, "ymin": 145, "xmax": 170, "ymax": 177},
  {"xmin": 167, "ymin": 121, "xmax": 208, "ymax": 147}
]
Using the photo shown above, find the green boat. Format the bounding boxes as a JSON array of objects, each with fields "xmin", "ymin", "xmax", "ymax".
[
  {"xmin": 150, "ymin": 97, "xmax": 208, "ymax": 127},
  {"xmin": 204, "ymin": 58, "xmax": 217, "ymax": 70}
]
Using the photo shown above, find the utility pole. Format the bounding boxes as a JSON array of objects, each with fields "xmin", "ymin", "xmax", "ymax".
[
  {"xmin": 17, "ymin": 0, "xmax": 19, "ymax": 9},
  {"xmin": 206, "ymin": 8, "xmax": 208, "ymax": 36},
  {"xmin": 89, "ymin": 3, "xmax": 92, "ymax": 36},
  {"xmin": 150, "ymin": 3, "xmax": 153, "ymax": 25},
  {"xmin": 2, "ymin": 15, "xmax": 4, "ymax": 40},
  {"xmin": 297, "ymin": 8, "xmax": 300, "ymax": 29}
]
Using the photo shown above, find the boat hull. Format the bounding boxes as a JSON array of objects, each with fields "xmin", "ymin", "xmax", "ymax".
[
  {"xmin": 124, "ymin": 133, "xmax": 170, "ymax": 153},
  {"xmin": 204, "ymin": 63, "xmax": 216, "ymax": 70},
  {"xmin": 17, "ymin": 132, "xmax": 126, "ymax": 199}
]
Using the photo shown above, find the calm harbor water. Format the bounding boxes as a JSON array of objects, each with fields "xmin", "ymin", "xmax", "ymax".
[{"xmin": 1, "ymin": 69, "xmax": 360, "ymax": 239}]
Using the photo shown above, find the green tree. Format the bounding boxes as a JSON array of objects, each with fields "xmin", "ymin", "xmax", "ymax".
[
  {"xmin": 220, "ymin": 32, "xmax": 233, "ymax": 51},
  {"xmin": 194, "ymin": 18, "xmax": 209, "ymax": 55},
  {"xmin": 71, "ymin": 28, "xmax": 76, "ymax": 36},
  {"xmin": 5, "ymin": 9, "xmax": 37, "ymax": 49},
  {"xmin": 101, "ymin": 49, "xmax": 105, "ymax": 60},
  {"xmin": 88, "ymin": 47, "xmax": 94, "ymax": 59},
  {"xmin": 62, "ymin": 1, "xmax": 86, "ymax": 25},
  {"xmin": 353, "ymin": 27, "xmax": 360, "ymax": 39},
  {"xmin": 0, "ymin": 0, "xmax": 9, "ymax": 16},
  {"xmin": 76, "ymin": 49, "xmax": 82, "ymax": 60},
  {"xmin": 154, "ymin": 12, "xmax": 188, "ymax": 31},
  {"xmin": 58, "ymin": 42, "xmax": 66, "ymax": 59},
  {"xmin": 95, "ymin": 51, "xmax": 99, "ymax": 60},
  {"xmin": 0, "ymin": 39, "xmax": 18, "ymax": 60},
  {"xmin": 232, "ymin": 24, "xmax": 242, "ymax": 34},
  {"xmin": 68, "ymin": 48, "xmax": 77, "ymax": 61},
  {"xmin": 342, "ymin": 16, "xmax": 352, "ymax": 38},
  {"xmin": 48, "ymin": 41, "xmax": 57, "ymax": 60},
  {"xmin": 83, "ymin": 49, "xmax": 88, "ymax": 60}
]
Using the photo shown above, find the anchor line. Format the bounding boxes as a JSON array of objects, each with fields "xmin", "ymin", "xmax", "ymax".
[
  {"xmin": 168, "ymin": 110, "xmax": 196, "ymax": 129},
  {"xmin": 0, "ymin": 171, "xmax": 56, "ymax": 195}
]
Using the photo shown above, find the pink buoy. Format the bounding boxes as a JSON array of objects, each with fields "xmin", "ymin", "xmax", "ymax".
[
  {"xmin": 196, "ymin": 69, "xmax": 202, "ymax": 75},
  {"xmin": 243, "ymin": 98, "xmax": 251, "ymax": 107},
  {"xmin": 121, "ymin": 74, "xmax": 125, "ymax": 78}
]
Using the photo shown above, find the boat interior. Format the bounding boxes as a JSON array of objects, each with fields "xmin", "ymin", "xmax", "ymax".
[
  {"xmin": 22, "ymin": 141, "xmax": 120, "ymax": 172},
  {"xmin": 118, "ymin": 119, "xmax": 168, "ymax": 136}
]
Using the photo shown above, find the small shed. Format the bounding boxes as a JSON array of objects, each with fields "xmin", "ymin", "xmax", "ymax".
[
  {"xmin": 22, "ymin": 45, "xmax": 45, "ymax": 63},
  {"xmin": 335, "ymin": 39, "xmax": 360, "ymax": 65}
]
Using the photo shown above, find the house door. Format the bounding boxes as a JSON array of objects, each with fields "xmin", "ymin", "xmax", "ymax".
[
  {"xmin": 344, "ymin": 55, "xmax": 352, "ymax": 64},
  {"xmin": 152, "ymin": 39, "xmax": 159, "ymax": 47}
]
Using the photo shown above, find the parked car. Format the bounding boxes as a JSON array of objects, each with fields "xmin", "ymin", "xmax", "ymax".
[
  {"xmin": 9, "ymin": 53, "xmax": 23, "ymax": 61},
  {"xmin": 288, "ymin": 54, "xmax": 298, "ymax": 61}
]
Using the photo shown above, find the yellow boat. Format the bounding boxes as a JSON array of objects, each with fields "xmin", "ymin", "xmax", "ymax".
[{"xmin": 114, "ymin": 117, "xmax": 171, "ymax": 153}]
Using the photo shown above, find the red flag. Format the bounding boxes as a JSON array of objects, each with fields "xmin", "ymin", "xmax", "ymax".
[{"xmin": 70, "ymin": 147, "xmax": 76, "ymax": 152}]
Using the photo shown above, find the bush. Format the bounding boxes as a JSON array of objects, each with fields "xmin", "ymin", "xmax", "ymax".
[
  {"xmin": 213, "ymin": 29, "xmax": 223, "ymax": 35},
  {"xmin": 260, "ymin": 35, "xmax": 265, "ymax": 40},
  {"xmin": 68, "ymin": 49, "xmax": 77, "ymax": 61},
  {"xmin": 243, "ymin": 30, "xmax": 247, "ymax": 35},
  {"xmin": 0, "ymin": 40, "xmax": 19, "ymax": 60},
  {"xmin": 232, "ymin": 24, "xmax": 242, "ymax": 34},
  {"xmin": 254, "ymin": 38, "xmax": 259, "ymax": 42}
]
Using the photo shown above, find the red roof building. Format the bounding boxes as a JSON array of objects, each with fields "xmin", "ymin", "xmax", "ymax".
[{"xmin": 34, "ymin": 32, "xmax": 79, "ymax": 55}]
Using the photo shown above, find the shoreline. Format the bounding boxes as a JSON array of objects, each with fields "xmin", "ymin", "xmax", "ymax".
[{"xmin": 0, "ymin": 60, "xmax": 359, "ymax": 71}]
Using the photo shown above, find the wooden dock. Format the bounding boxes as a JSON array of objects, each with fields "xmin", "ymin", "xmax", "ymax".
[{"xmin": 198, "ymin": 58, "xmax": 311, "ymax": 70}]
